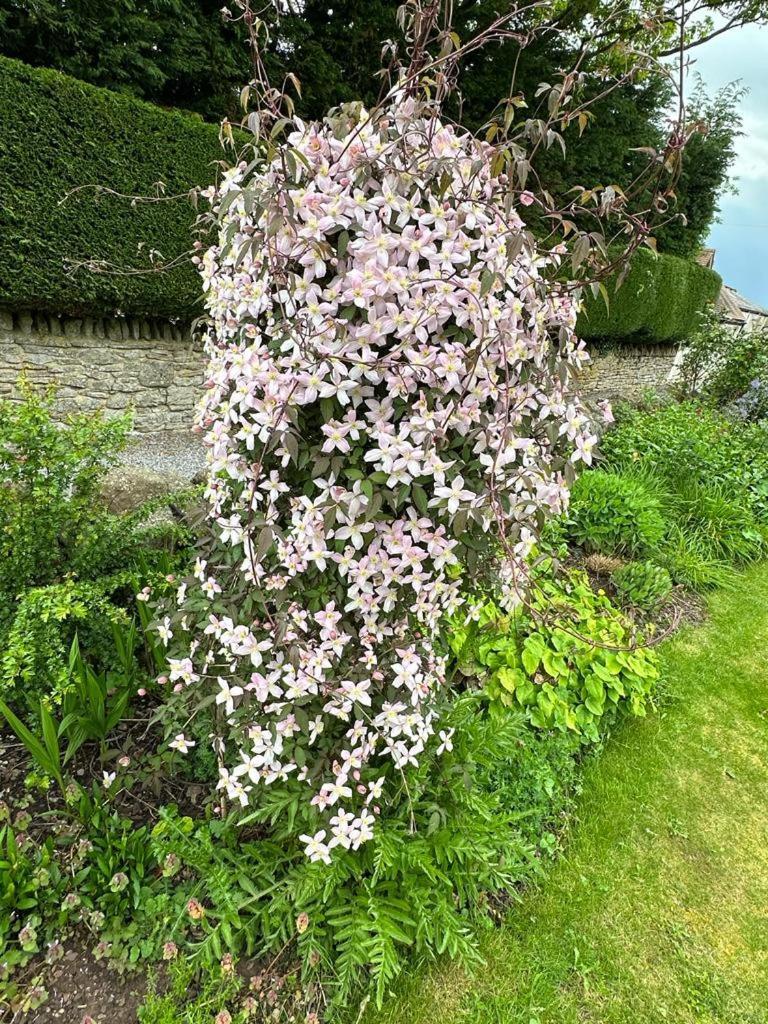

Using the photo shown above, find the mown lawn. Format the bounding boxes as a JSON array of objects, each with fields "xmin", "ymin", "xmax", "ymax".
[{"xmin": 365, "ymin": 566, "xmax": 768, "ymax": 1024}]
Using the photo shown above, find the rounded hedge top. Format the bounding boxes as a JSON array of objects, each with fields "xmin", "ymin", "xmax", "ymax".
[{"xmin": 577, "ymin": 247, "xmax": 721, "ymax": 345}]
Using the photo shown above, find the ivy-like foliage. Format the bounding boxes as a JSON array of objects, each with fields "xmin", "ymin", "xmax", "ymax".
[
  {"xmin": 450, "ymin": 568, "xmax": 661, "ymax": 744},
  {"xmin": 158, "ymin": 95, "xmax": 597, "ymax": 863}
]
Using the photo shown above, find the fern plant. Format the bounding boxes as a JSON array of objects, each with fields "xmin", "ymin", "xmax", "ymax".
[{"xmin": 150, "ymin": 698, "xmax": 577, "ymax": 1012}]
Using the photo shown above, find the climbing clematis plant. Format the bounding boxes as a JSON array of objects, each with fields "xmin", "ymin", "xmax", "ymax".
[{"xmin": 161, "ymin": 91, "xmax": 598, "ymax": 863}]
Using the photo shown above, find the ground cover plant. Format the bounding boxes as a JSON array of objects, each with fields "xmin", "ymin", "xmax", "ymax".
[{"xmin": 450, "ymin": 564, "xmax": 660, "ymax": 743}]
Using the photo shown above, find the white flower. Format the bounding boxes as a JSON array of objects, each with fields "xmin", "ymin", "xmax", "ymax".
[
  {"xmin": 215, "ymin": 676, "xmax": 244, "ymax": 717},
  {"xmin": 436, "ymin": 728, "xmax": 454, "ymax": 755},
  {"xmin": 201, "ymin": 576, "xmax": 222, "ymax": 600},
  {"xmin": 226, "ymin": 777, "xmax": 251, "ymax": 807},
  {"xmin": 169, "ymin": 733, "xmax": 196, "ymax": 754},
  {"xmin": 157, "ymin": 617, "xmax": 173, "ymax": 646},
  {"xmin": 308, "ymin": 715, "xmax": 325, "ymax": 744},
  {"xmin": 334, "ymin": 521, "xmax": 374, "ymax": 550},
  {"xmin": 430, "ymin": 475, "xmax": 476, "ymax": 515},
  {"xmin": 300, "ymin": 830, "xmax": 332, "ymax": 864},
  {"xmin": 365, "ymin": 776, "xmax": 385, "ymax": 803}
]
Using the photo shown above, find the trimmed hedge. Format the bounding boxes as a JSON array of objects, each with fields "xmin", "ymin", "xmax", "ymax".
[
  {"xmin": 0, "ymin": 56, "xmax": 224, "ymax": 319},
  {"xmin": 0, "ymin": 56, "xmax": 722, "ymax": 331},
  {"xmin": 577, "ymin": 248, "xmax": 722, "ymax": 344}
]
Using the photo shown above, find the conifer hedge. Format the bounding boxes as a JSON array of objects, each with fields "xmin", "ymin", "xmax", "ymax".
[
  {"xmin": 577, "ymin": 247, "xmax": 722, "ymax": 344},
  {"xmin": 0, "ymin": 56, "xmax": 223, "ymax": 319},
  {"xmin": 0, "ymin": 56, "xmax": 722, "ymax": 338}
]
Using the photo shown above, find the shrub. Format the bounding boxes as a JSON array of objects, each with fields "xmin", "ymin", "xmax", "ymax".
[
  {"xmin": 450, "ymin": 568, "xmax": 661, "ymax": 744},
  {"xmin": 0, "ymin": 384, "xmax": 130, "ymax": 606},
  {"xmin": 0, "ymin": 385, "xmax": 193, "ymax": 706},
  {"xmin": 577, "ymin": 247, "xmax": 721, "ymax": 344},
  {"xmin": 0, "ymin": 55, "xmax": 223, "ymax": 318},
  {"xmin": 1, "ymin": 580, "xmax": 132, "ymax": 707},
  {"xmin": 676, "ymin": 314, "xmax": 768, "ymax": 416},
  {"xmin": 567, "ymin": 470, "xmax": 666, "ymax": 556},
  {"xmin": 159, "ymin": 96, "xmax": 597, "ymax": 864},
  {"xmin": 611, "ymin": 561, "xmax": 672, "ymax": 612},
  {"xmin": 602, "ymin": 402, "xmax": 768, "ymax": 521}
]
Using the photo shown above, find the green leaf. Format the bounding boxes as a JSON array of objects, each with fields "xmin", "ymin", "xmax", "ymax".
[
  {"xmin": 515, "ymin": 677, "xmax": 536, "ymax": 705},
  {"xmin": 411, "ymin": 484, "xmax": 429, "ymax": 516},
  {"xmin": 496, "ymin": 666, "xmax": 519, "ymax": 693},
  {"xmin": 584, "ymin": 695, "xmax": 604, "ymax": 716},
  {"xmin": 0, "ymin": 699, "xmax": 60, "ymax": 786},
  {"xmin": 584, "ymin": 676, "xmax": 604, "ymax": 702},
  {"xmin": 521, "ymin": 643, "xmax": 541, "ymax": 676},
  {"xmin": 39, "ymin": 701, "xmax": 61, "ymax": 771}
]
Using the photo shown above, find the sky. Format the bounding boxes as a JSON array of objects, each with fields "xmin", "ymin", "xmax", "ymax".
[{"xmin": 692, "ymin": 21, "xmax": 768, "ymax": 306}]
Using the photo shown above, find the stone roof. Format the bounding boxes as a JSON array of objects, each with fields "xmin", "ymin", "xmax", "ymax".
[
  {"xmin": 696, "ymin": 248, "xmax": 716, "ymax": 269},
  {"xmin": 717, "ymin": 285, "xmax": 748, "ymax": 324},
  {"xmin": 726, "ymin": 286, "xmax": 768, "ymax": 320}
]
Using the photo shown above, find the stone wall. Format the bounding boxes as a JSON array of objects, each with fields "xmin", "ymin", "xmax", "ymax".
[
  {"xmin": 0, "ymin": 308, "xmax": 203, "ymax": 434},
  {"xmin": 580, "ymin": 342, "xmax": 682, "ymax": 401},
  {"xmin": 0, "ymin": 307, "xmax": 683, "ymax": 432}
]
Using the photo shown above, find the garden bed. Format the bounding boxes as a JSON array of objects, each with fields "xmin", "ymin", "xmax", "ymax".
[{"xmin": 4, "ymin": 378, "xmax": 768, "ymax": 1020}]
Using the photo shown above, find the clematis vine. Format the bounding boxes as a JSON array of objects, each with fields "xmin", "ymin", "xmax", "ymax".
[{"xmin": 161, "ymin": 92, "xmax": 596, "ymax": 862}]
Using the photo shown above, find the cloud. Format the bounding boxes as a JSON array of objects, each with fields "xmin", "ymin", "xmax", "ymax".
[
  {"xmin": 732, "ymin": 111, "xmax": 768, "ymax": 183},
  {"xmin": 692, "ymin": 22, "xmax": 768, "ymax": 305}
]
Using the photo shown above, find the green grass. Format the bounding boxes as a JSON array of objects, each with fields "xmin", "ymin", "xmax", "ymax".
[{"xmin": 364, "ymin": 566, "xmax": 768, "ymax": 1024}]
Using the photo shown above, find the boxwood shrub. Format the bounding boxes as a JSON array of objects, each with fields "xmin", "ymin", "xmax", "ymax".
[
  {"xmin": 0, "ymin": 56, "xmax": 224, "ymax": 318},
  {"xmin": 577, "ymin": 247, "xmax": 721, "ymax": 344}
]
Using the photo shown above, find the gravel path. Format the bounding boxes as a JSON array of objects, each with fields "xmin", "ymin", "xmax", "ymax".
[{"xmin": 119, "ymin": 431, "xmax": 206, "ymax": 481}]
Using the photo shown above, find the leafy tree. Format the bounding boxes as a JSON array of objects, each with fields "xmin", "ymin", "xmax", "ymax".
[
  {"xmin": 269, "ymin": 0, "xmax": 745, "ymax": 255},
  {"xmin": 274, "ymin": 0, "xmax": 399, "ymax": 117},
  {"xmin": 0, "ymin": 0, "xmax": 251, "ymax": 119},
  {"xmin": 654, "ymin": 80, "xmax": 745, "ymax": 256}
]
